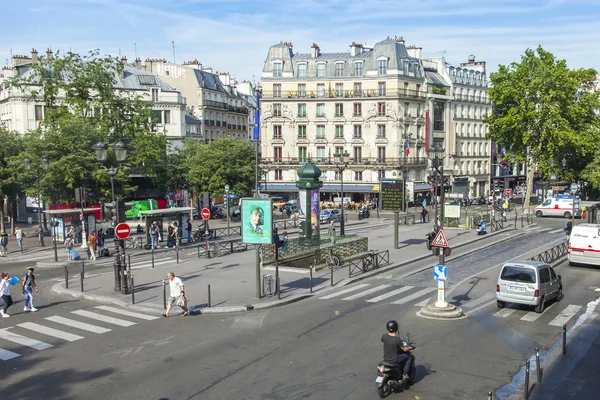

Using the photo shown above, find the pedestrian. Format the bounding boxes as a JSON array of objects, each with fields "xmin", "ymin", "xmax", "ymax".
[
  {"xmin": 15, "ymin": 226, "xmax": 23, "ymax": 252},
  {"xmin": 166, "ymin": 223, "xmax": 174, "ymax": 248},
  {"xmin": 421, "ymin": 206, "xmax": 428, "ymax": 223},
  {"xmin": 328, "ymin": 220, "xmax": 336, "ymax": 237},
  {"xmin": 186, "ymin": 219, "xmax": 193, "ymax": 243},
  {"xmin": 65, "ymin": 235, "xmax": 74, "ymax": 261},
  {"xmin": 150, "ymin": 221, "xmax": 159, "ymax": 249},
  {"xmin": 170, "ymin": 222, "xmax": 179, "ymax": 247},
  {"xmin": 1, "ymin": 272, "xmax": 14, "ymax": 318},
  {"xmin": 281, "ymin": 231, "xmax": 289, "ymax": 252},
  {"xmin": 1, "ymin": 231, "xmax": 9, "ymax": 256},
  {"xmin": 21, "ymin": 267, "xmax": 39, "ymax": 312},
  {"xmin": 162, "ymin": 272, "xmax": 189, "ymax": 317},
  {"xmin": 67, "ymin": 226, "xmax": 75, "ymax": 241},
  {"xmin": 88, "ymin": 230, "xmax": 97, "ymax": 261}
]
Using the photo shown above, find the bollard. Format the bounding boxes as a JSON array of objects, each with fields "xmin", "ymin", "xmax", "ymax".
[
  {"xmin": 81, "ymin": 261, "xmax": 85, "ymax": 280},
  {"xmin": 524, "ymin": 360, "xmax": 530, "ymax": 400},
  {"xmin": 206, "ymin": 240, "xmax": 210, "ymax": 259},
  {"xmin": 197, "ymin": 244, "xmax": 200, "ymax": 259},
  {"xmin": 176, "ymin": 245, "xmax": 180, "ymax": 264},
  {"xmin": 330, "ymin": 261, "xmax": 334, "ymax": 286},
  {"xmin": 131, "ymin": 275, "xmax": 135, "ymax": 304},
  {"xmin": 162, "ymin": 279, "xmax": 167, "ymax": 309},
  {"xmin": 309, "ymin": 267, "xmax": 313, "ymax": 293},
  {"xmin": 348, "ymin": 262, "xmax": 351, "ymax": 278},
  {"xmin": 277, "ymin": 277, "xmax": 281, "ymax": 300},
  {"xmin": 514, "ymin": 215, "xmax": 517, "ymax": 228},
  {"xmin": 80, "ymin": 270, "xmax": 84, "ymax": 292},
  {"xmin": 521, "ymin": 214, "xmax": 524, "ymax": 228},
  {"xmin": 535, "ymin": 347, "xmax": 541, "ymax": 383},
  {"xmin": 208, "ymin": 284, "xmax": 211, "ymax": 307},
  {"xmin": 128, "ymin": 254, "xmax": 131, "ymax": 272},
  {"xmin": 65, "ymin": 265, "xmax": 69, "ymax": 289},
  {"xmin": 152, "ymin": 247, "xmax": 155, "ymax": 268},
  {"xmin": 562, "ymin": 324, "xmax": 567, "ymax": 355},
  {"xmin": 488, "ymin": 391, "xmax": 493, "ymax": 400}
]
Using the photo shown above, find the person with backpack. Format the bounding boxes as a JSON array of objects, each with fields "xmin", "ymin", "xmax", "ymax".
[
  {"xmin": 0, "ymin": 232, "xmax": 9, "ymax": 256},
  {"xmin": 21, "ymin": 267, "xmax": 39, "ymax": 312},
  {"xmin": 150, "ymin": 221, "xmax": 159, "ymax": 249},
  {"xmin": 1, "ymin": 272, "xmax": 14, "ymax": 317}
]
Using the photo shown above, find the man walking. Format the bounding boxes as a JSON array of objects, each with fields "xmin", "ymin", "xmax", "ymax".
[
  {"xmin": 88, "ymin": 230, "xmax": 97, "ymax": 261},
  {"xmin": 150, "ymin": 221, "xmax": 159, "ymax": 249},
  {"xmin": 15, "ymin": 226, "xmax": 23, "ymax": 252},
  {"xmin": 162, "ymin": 272, "xmax": 189, "ymax": 317},
  {"xmin": 22, "ymin": 267, "xmax": 39, "ymax": 312},
  {"xmin": 186, "ymin": 219, "xmax": 193, "ymax": 243},
  {"xmin": 420, "ymin": 206, "xmax": 428, "ymax": 223}
]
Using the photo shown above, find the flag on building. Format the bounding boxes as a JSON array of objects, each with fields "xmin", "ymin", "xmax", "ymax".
[{"xmin": 405, "ymin": 138, "xmax": 410, "ymax": 156}]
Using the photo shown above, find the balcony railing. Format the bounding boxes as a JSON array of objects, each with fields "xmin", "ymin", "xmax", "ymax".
[
  {"xmin": 204, "ymin": 100, "xmax": 228, "ymax": 110},
  {"xmin": 261, "ymin": 89, "xmax": 426, "ymax": 100},
  {"xmin": 229, "ymin": 105, "xmax": 248, "ymax": 114},
  {"xmin": 260, "ymin": 156, "xmax": 429, "ymax": 167}
]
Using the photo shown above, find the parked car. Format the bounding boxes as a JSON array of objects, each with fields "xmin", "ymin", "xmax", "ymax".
[{"xmin": 319, "ymin": 209, "xmax": 342, "ymax": 224}]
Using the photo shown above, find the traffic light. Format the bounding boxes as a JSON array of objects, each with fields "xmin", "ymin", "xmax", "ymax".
[{"xmin": 115, "ymin": 200, "xmax": 126, "ymax": 224}]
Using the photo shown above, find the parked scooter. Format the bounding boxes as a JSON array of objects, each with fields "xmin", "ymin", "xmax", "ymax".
[
  {"xmin": 476, "ymin": 220, "xmax": 487, "ymax": 235},
  {"xmin": 193, "ymin": 226, "xmax": 214, "ymax": 241},
  {"xmin": 376, "ymin": 335, "xmax": 418, "ymax": 398}
]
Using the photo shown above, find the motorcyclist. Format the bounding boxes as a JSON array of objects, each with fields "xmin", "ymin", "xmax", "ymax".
[
  {"xmin": 381, "ymin": 320, "xmax": 413, "ymax": 381},
  {"xmin": 477, "ymin": 219, "xmax": 486, "ymax": 233}
]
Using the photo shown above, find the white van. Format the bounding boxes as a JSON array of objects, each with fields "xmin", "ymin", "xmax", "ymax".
[
  {"xmin": 568, "ymin": 224, "xmax": 600, "ymax": 267},
  {"xmin": 535, "ymin": 197, "xmax": 575, "ymax": 218}
]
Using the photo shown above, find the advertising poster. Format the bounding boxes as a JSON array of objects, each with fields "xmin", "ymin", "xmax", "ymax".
[
  {"xmin": 311, "ymin": 189, "xmax": 320, "ymax": 235},
  {"xmin": 298, "ymin": 190, "xmax": 307, "ymax": 217},
  {"xmin": 53, "ymin": 217, "xmax": 65, "ymax": 242},
  {"xmin": 241, "ymin": 198, "xmax": 273, "ymax": 244}
]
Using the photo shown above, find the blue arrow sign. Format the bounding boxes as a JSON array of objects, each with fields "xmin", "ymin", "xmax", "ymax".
[{"xmin": 433, "ymin": 264, "xmax": 447, "ymax": 281}]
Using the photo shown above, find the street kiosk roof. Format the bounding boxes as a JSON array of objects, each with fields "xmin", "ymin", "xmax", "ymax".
[
  {"xmin": 139, "ymin": 207, "xmax": 195, "ymax": 217},
  {"xmin": 43, "ymin": 208, "xmax": 101, "ymax": 215}
]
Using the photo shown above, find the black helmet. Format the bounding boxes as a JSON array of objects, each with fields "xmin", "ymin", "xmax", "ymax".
[{"xmin": 386, "ymin": 320, "xmax": 399, "ymax": 333}]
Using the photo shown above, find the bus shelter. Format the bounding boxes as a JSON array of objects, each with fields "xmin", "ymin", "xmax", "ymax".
[
  {"xmin": 43, "ymin": 208, "xmax": 101, "ymax": 243},
  {"xmin": 139, "ymin": 207, "xmax": 195, "ymax": 245}
]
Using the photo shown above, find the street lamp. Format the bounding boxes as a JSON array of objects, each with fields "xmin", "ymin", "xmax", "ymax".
[
  {"xmin": 95, "ymin": 141, "xmax": 128, "ymax": 292},
  {"xmin": 334, "ymin": 150, "xmax": 350, "ymax": 236},
  {"xmin": 429, "ymin": 144, "xmax": 445, "ymax": 228},
  {"xmin": 225, "ymin": 184, "xmax": 231, "ymax": 236},
  {"xmin": 24, "ymin": 156, "xmax": 49, "ymax": 247}
]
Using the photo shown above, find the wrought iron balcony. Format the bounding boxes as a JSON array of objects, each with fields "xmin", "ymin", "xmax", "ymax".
[
  {"xmin": 259, "ymin": 156, "xmax": 429, "ymax": 167},
  {"xmin": 261, "ymin": 88, "xmax": 427, "ymax": 100}
]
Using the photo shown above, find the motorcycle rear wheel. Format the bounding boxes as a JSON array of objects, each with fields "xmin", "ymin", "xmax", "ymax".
[{"xmin": 377, "ymin": 381, "xmax": 393, "ymax": 398}]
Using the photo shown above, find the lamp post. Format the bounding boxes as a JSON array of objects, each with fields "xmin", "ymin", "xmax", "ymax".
[
  {"xmin": 95, "ymin": 141, "xmax": 127, "ymax": 292},
  {"xmin": 429, "ymin": 144, "xmax": 445, "ymax": 228},
  {"xmin": 225, "ymin": 184, "xmax": 230, "ymax": 236},
  {"xmin": 334, "ymin": 150, "xmax": 350, "ymax": 236},
  {"xmin": 373, "ymin": 168, "xmax": 382, "ymax": 218},
  {"xmin": 571, "ymin": 182, "xmax": 578, "ymax": 221},
  {"xmin": 24, "ymin": 156, "xmax": 49, "ymax": 247}
]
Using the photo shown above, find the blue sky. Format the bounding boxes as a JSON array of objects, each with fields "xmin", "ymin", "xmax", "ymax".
[{"xmin": 2, "ymin": 0, "xmax": 598, "ymax": 82}]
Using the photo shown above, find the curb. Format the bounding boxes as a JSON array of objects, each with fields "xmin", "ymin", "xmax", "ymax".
[{"xmin": 52, "ymin": 282, "xmax": 129, "ymax": 307}]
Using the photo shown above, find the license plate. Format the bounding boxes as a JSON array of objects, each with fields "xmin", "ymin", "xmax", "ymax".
[
  {"xmin": 375, "ymin": 376, "xmax": 383, "ymax": 383},
  {"xmin": 571, "ymin": 250, "xmax": 583, "ymax": 255},
  {"xmin": 509, "ymin": 286, "xmax": 525, "ymax": 292}
]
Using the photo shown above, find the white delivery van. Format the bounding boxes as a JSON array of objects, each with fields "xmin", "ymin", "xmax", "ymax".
[
  {"xmin": 568, "ymin": 224, "xmax": 600, "ymax": 267},
  {"xmin": 535, "ymin": 197, "xmax": 575, "ymax": 218}
]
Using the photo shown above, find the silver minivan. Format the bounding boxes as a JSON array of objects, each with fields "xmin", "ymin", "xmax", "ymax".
[{"xmin": 496, "ymin": 261, "xmax": 563, "ymax": 313}]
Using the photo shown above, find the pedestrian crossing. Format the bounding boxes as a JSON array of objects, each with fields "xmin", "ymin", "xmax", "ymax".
[
  {"xmin": 0, "ymin": 306, "xmax": 159, "ymax": 361},
  {"xmin": 525, "ymin": 226, "xmax": 565, "ymax": 235},
  {"xmin": 317, "ymin": 283, "xmax": 435, "ymax": 305}
]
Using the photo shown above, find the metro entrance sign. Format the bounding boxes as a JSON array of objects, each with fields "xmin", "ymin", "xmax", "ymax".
[
  {"xmin": 115, "ymin": 223, "xmax": 131, "ymax": 239},
  {"xmin": 201, "ymin": 208, "xmax": 211, "ymax": 220}
]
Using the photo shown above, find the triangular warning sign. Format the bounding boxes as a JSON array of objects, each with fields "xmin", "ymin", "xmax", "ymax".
[{"xmin": 432, "ymin": 230, "xmax": 449, "ymax": 248}]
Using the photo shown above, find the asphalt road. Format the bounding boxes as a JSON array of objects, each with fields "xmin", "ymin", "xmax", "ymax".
[{"xmin": 1, "ymin": 215, "xmax": 598, "ymax": 400}]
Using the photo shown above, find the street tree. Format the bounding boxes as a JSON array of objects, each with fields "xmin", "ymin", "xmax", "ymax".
[
  {"xmin": 0, "ymin": 127, "xmax": 24, "ymax": 231},
  {"xmin": 485, "ymin": 46, "xmax": 600, "ymax": 207}
]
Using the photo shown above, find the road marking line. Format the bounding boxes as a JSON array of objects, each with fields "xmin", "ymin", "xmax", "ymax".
[
  {"xmin": 319, "ymin": 284, "xmax": 370, "ymax": 299},
  {"xmin": 460, "ymin": 292, "xmax": 495, "ymax": 310},
  {"xmin": 45, "ymin": 316, "xmax": 112, "ymax": 334},
  {"xmin": 367, "ymin": 286, "xmax": 414, "ymax": 303},
  {"xmin": 549, "ymin": 304, "xmax": 582, "ymax": 326},
  {"xmin": 71, "ymin": 310, "xmax": 136, "ymax": 327},
  {"xmin": 414, "ymin": 297, "xmax": 430, "ymax": 307},
  {"xmin": 131, "ymin": 259, "xmax": 180, "ymax": 270},
  {"xmin": 17, "ymin": 322, "xmax": 84, "ymax": 342},
  {"xmin": 549, "ymin": 229, "xmax": 564, "ymax": 234},
  {"xmin": 95, "ymin": 306, "xmax": 160, "ymax": 320},
  {"xmin": 391, "ymin": 288, "xmax": 435, "ymax": 305},
  {"xmin": 342, "ymin": 284, "xmax": 392, "ymax": 301},
  {"xmin": 0, "ymin": 348, "xmax": 20, "ymax": 361},
  {"xmin": 536, "ymin": 228, "xmax": 553, "ymax": 233},
  {"xmin": 520, "ymin": 302, "xmax": 557, "ymax": 322},
  {"xmin": 263, "ymin": 266, "xmax": 309, "ymax": 274},
  {"xmin": 495, "ymin": 308, "xmax": 517, "ymax": 318},
  {"xmin": 0, "ymin": 329, "xmax": 53, "ymax": 350}
]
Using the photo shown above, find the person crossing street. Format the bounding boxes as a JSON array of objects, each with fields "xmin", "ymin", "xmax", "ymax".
[{"xmin": 22, "ymin": 267, "xmax": 39, "ymax": 312}]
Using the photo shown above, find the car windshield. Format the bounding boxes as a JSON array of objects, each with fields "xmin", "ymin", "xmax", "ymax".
[
  {"xmin": 542, "ymin": 199, "xmax": 552, "ymax": 206},
  {"xmin": 501, "ymin": 266, "xmax": 537, "ymax": 283},
  {"xmin": 320, "ymin": 210, "xmax": 331, "ymax": 215}
]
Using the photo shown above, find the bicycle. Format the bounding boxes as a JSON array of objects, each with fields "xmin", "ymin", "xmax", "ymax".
[{"xmin": 326, "ymin": 246, "xmax": 343, "ymax": 270}]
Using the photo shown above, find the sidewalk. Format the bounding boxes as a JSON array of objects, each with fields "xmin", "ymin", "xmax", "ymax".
[{"xmin": 52, "ymin": 220, "xmax": 523, "ymax": 314}]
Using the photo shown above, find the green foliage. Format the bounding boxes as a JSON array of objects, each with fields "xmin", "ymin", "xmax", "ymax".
[
  {"xmin": 180, "ymin": 137, "xmax": 257, "ymax": 197},
  {"xmin": 431, "ymin": 86, "xmax": 447, "ymax": 95},
  {"xmin": 0, "ymin": 127, "xmax": 24, "ymax": 200}
]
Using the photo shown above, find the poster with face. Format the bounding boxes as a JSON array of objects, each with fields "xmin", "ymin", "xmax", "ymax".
[
  {"xmin": 241, "ymin": 198, "xmax": 273, "ymax": 244},
  {"xmin": 311, "ymin": 189, "xmax": 320, "ymax": 235}
]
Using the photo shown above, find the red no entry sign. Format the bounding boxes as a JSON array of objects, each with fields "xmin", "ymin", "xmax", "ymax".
[
  {"xmin": 430, "ymin": 188, "xmax": 434, "ymax": 193},
  {"xmin": 115, "ymin": 223, "xmax": 131, "ymax": 239},
  {"xmin": 505, "ymin": 189, "xmax": 511, "ymax": 196},
  {"xmin": 201, "ymin": 208, "xmax": 211, "ymax": 220}
]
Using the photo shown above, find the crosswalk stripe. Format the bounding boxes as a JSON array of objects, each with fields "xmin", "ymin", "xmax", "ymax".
[
  {"xmin": 414, "ymin": 297, "xmax": 430, "ymax": 307},
  {"xmin": 17, "ymin": 322, "xmax": 84, "ymax": 342},
  {"xmin": 461, "ymin": 292, "xmax": 495, "ymax": 310},
  {"xmin": 0, "ymin": 348, "xmax": 20, "ymax": 361},
  {"xmin": 319, "ymin": 284, "xmax": 370, "ymax": 299},
  {"xmin": 520, "ymin": 311, "xmax": 543, "ymax": 322},
  {"xmin": 549, "ymin": 304, "xmax": 582, "ymax": 326},
  {"xmin": 46, "ymin": 316, "xmax": 112, "ymax": 334},
  {"xmin": 342, "ymin": 284, "xmax": 392, "ymax": 301},
  {"xmin": 131, "ymin": 259, "xmax": 178, "ymax": 270},
  {"xmin": 367, "ymin": 286, "xmax": 414, "ymax": 303},
  {"xmin": 0, "ymin": 329, "xmax": 53, "ymax": 350},
  {"xmin": 71, "ymin": 310, "xmax": 136, "ymax": 327},
  {"xmin": 536, "ymin": 228, "xmax": 553, "ymax": 233},
  {"xmin": 494, "ymin": 308, "xmax": 517, "ymax": 318},
  {"xmin": 95, "ymin": 306, "xmax": 159, "ymax": 320},
  {"xmin": 391, "ymin": 288, "xmax": 435, "ymax": 305},
  {"xmin": 549, "ymin": 228, "xmax": 564, "ymax": 234}
]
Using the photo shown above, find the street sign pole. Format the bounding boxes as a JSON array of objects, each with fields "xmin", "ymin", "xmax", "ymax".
[
  {"xmin": 431, "ymin": 230, "xmax": 450, "ymax": 307},
  {"xmin": 225, "ymin": 185, "xmax": 231, "ymax": 236},
  {"xmin": 394, "ymin": 212, "xmax": 399, "ymax": 249}
]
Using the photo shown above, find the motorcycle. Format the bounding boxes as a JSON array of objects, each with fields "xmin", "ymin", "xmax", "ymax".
[
  {"xmin": 376, "ymin": 335, "xmax": 418, "ymax": 398},
  {"xmin": 193, "ymin": 227, "xmax": 214, "ymax": 241},
  {"xmin": 358, "ymin": 207, "xmax": 371, "ymax": 220},
  {"xmin": 476, "ymin": 221, "xmax": 487, "ymax": 235}
]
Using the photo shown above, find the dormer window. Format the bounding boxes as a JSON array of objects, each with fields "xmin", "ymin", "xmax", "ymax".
[
  {"xmin": 377, "ymin": 58, "xmax": 388, "ymax": 75},
  {"xmin": 335, "ymin": 61, "xmax": 345, "ymax": 77},
  {"xmin": 273, "ymin": 61, "xmax": 282, "ymax": 78},
  {"xmin": 316, "ymin": 62, "xmax": 327, "ymax": 78},
  {"xmin": 297, "ymin": 63, "xmax": 307, "ymax": 78},
  {"xmin": 354, "ymin": 61, "xmax": 364, "ymax": 76}
]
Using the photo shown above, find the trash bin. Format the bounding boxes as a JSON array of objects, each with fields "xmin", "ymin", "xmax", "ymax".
[{"xmin": 262, "ymin": 274, "xmax": 273, "ymax": 296}]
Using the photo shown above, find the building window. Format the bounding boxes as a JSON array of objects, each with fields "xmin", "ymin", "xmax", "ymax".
[
  {"xmin": 353, "ymin": 102, "xmax": 362, "ymax": 116},
  {"xmin": 377, "ymin": 146, "xmax": 386, "ymax": 162},
  {"xmin": 354, "ymin": 171, "xmax": 363, "ymax": 181},
  {"xmin": 317, "ymin": 83, "xmax": 325, "ymax": 98},
  {"xmin": 417, "ymin": 125, "xmax": 422, "ymax": 140},
  {"xmin": 153, "ymin": 109, "xmax": 163, "ymax": 123},
  {"xmin": 335, "ymin": 63, "xmax": 344, "ymax": 77},
  {"xmin": 417, "ymin": 103, "xmax": 421, "ymax": 117},
  {"xmin": 298, "ymin": 103, "xmax": 307, "ymax": 117},
  {"xmin": 354, "ymin": 61, "xmax": 363, "ymax": 76},
  {"xmin": 335, "ymin": 125, "xmax": 344, "ymax": 138},
  {"xmin": 353, "ymin": 147, "xmax": 362, "ymax": 162},
  {"xmin": 298, "ymin": 125, "xmax": 307, "ymax": 138},
  {"xmin": 353, "ymin": 125, "xmax": 362, "ymax": 139},
  {"xmin": 416, "ymin": 84, "xmax": 421, "ymax": 95},
  {"xmin": 273, "ymin": 103, "xmax": 282, "ymax": 117},
  {"xmin": 378, "ymin": 59, "xmax": 388, "ymax": 74},
  {"xmin": 378, "ymin": 82, "xmax": 386, "ymax": 96},
  {"xmin": 404, "ymin": 102, "xmax": 410, "ymax": 117},
  {"xmin": 317, "ymin": 63, "xmax": 326, "ymax": 78},
  {"xmin": 34, "ymin": 105, "xmax": 44, "ymax": 121},
  {"xmin": 274, "ymin": 169, "xmax": 283, "ymax": 181},
  {"xmin": 316, "ymin": 146, "xmax": 326, "ymax": 162},
  {"xmin": 273, "ymin": 84, "xmax": 281, "ymax": 98},
  {"xmin": 274, "ymin": 146, "xmax": 283, "ymax": 162},
  {"xmin": 297, "ymin": 63, "xmax": 307, "ymax": 78},
  {"xmin": 377, "ymin": 102, "xmax": 386, "ymax": 116},
  {"xmin": 404, "ymin": 82, "xmax": 409, "ymax": 95},
  {"xmin": 377, "ymin": 124, "xmax": 386, "ymax": 138},
  {"xmin": 152, "ymin": 88, "xmax": 159, "ymax": 101},
  {"xmin": 316, "ymin": 124, "xmax": 326, "ymax": 139},
  {"xmin": 433, "ymin": 101, "xmax": 445, "ymax": 131},
  {"xmin": 298, "ymin": 84, "xmax": 306, "ymax": 97},
  {"xmin": 273, "ymin": 62, "xmax": 282, "ymax": 78},
  {"xmin": 316, "ymin": 103, "xmax": 325, "ymax": 117},
  {"xmin": 404, "ymin": 125, "xmax": 410, "ymax": 140},
  {"xmin": 273, "ymin": 125, "xmax": 282, "ymax": 138},
  {"xmin": 335, "ymin": 171, "xmax": 342, "ymax": 180},
  {"xmin": 354, "ymin": 82, "xmax": 362, "ymax": 96},
  {"xmin": 164, "ymin": 110, "xmax": 171, "ymax": 124},
  {"xmin": 298, "ymin": 146, "xmax": 308, "ymax": 162},
  {"xmin": 335, "ymin": 103, "xmax": 344, "ymax": 117},
  {"xmin": 335, "ymin": 83, "xmax": 343, "ymax": 97}
]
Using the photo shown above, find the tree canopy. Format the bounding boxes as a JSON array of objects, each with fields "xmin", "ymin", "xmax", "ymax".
[{"xmin": 485, "ymin": 45, "xmax": 600, "ymax": 205}]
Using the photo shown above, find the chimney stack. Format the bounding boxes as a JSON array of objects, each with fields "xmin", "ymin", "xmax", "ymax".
[
  {"xmin": 311, "ymin": 43, "xmax": 320, "ymax": 58},
  {"xmin": 468, "ymin": 54, "xmax": 476, "ymax": 64},
  {"xmin": 350, "ymin": 42, "xmax": 363, "ymax": 57},
  {"xmin": 31, "ymin": 48, "xmax": 39, "ymax": 63},
  {"xmin": 121, "ymin": 56, "xmax": 128, "ymax": 65},
  {"xmin": 406, "ymin": 45, "xmax": 422, "ymax": 59},
  {"xmin": 46, "ymin": 48, "xmax": 53, "ymax": 60}
]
